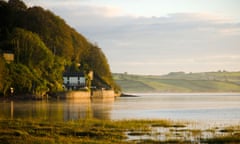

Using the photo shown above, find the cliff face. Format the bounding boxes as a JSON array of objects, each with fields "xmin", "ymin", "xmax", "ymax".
[{"xmin": 0, "ymin": 0, "xmax": 120, "ymax": 96}]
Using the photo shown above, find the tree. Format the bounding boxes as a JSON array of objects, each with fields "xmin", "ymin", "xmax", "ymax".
[
  {"xmin": 81, "ymin": 44, "xmax": 120, "ymax": 91},
  {"xmin": 8, "ymin": 28, "xmax": 65, "ymax": 95},
  {"xmin": 0, "ymin": 0, "xmax": 121, "ymax": 96},
  {"xmin": 8, "ymin": 0, "xmax": 27, "ymax": 11},
  {"xmin": 0, "ymin": 56, "xmax": 6, "ymax": 95}
]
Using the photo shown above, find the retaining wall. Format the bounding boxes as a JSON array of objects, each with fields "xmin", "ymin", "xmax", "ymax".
[
  {"xmin": 58, "ymin": 91, "xmax": 90, "ymax": 99},
  {"xmin": 91, "ymin": 90, "xmax": 115, "ymax": 98}
]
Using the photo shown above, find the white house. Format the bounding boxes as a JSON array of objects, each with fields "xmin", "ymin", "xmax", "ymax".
[{"xmin": 63, "ymin": 72, "xmax": 86, "ymax": 90}]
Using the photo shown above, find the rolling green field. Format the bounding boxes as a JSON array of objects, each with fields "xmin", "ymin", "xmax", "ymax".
[{"xmin": 113, "ymin": 71, "xmax": 240, "ymax": 93}]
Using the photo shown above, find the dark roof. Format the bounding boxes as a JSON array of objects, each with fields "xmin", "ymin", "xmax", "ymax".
[{"xmin": 63, "ymin": 72, "xmax": 84, "ymax": 77}]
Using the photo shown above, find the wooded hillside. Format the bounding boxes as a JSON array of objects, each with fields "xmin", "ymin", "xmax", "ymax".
[{"xmin": 0, "ymin": 0, "xmax": 120, "ymax": 97}]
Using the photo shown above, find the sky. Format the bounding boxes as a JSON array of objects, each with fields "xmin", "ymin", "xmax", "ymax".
[{"xmin": 23, "ymin": 0, "xmax": 240, "ymax": 75}]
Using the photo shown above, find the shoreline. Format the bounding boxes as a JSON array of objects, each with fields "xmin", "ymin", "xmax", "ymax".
[
  {"xmin": 120, "ymin": 92, "xmax": 240, "ymax": 94},
  {"xmin": 1, "ymin": 92, "xmax": 239, "ymax": 101},
  {"xmin": 0, "ymin": 90, "xmax": 117, "ymax": 101}
]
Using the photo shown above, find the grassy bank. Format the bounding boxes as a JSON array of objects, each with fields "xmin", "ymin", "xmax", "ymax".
[{"xmin": 0, "ymin": 119, "xmax": 240, "ymax": 144}]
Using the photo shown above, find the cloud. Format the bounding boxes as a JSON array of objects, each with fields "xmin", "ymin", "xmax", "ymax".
[
  {"xmin": 22, "ymin": 1, "xmax": 240, "ymax": 74},
  {"xmin": 61, "ymin": 7, "xmax": 239, "ymax": 74},
  {"xmin": 25, "ymin": 0, "xmax": 90, "ymax": 7}
]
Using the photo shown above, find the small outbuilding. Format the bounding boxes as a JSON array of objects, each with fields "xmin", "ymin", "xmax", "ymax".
[{"xmin": 3, "ymin": 52, "xmax": 14, "ymax": 63}]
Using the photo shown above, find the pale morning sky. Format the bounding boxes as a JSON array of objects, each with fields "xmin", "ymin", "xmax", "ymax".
[{"xmin": 23, "ymin": 0, "xmax": 240, "ymax": 75}]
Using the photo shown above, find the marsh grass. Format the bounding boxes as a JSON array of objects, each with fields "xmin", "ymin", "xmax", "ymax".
[
  {"xmin": 202, "ymin": 136, "xmax": 240, "ymax": 144},
  {"xmin": 0, "ymin": 119, "xmax": 239, "ymax": 144}
]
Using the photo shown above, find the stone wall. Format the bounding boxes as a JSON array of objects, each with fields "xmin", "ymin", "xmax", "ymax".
[
  {"xmin": 58, "ymin": 90, "xmax": 115, "ymax": 100},
  {"xmin": 58, "ymin": 91, "xmax": 90, "ymax": 99},
  {"xmin": 91, "ymin": 90, "xmax": 115, "ymax": 98}
]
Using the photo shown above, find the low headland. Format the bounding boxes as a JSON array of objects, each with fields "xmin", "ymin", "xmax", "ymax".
[{"xmin": 120, "ymin": 93, "xmax": 139, "ymax": 97}]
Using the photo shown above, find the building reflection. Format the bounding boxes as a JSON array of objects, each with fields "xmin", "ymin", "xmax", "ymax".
[
  {"xmin": 0, "ymin": 97, "xmax": 115, "ymax": 121},
  {"xmin": 63, "ymin": 97, "xmax": 115, "ymax": 120},
  {"xmin": 64, "ymin": 98, "xmax": 91, "ymax": 120},
  {"xmin": 91, "ymin": 97, "xmax": 115, "ymax": 120}
]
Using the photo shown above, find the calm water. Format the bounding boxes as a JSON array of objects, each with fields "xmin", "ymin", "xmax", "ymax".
[{"xmin": 1, "ymin": 93, "xmax": 240, "ymax": 126}]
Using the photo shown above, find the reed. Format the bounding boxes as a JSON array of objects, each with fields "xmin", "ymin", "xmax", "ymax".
[{"xmin": 0, "ymin": 119, "xmax": 239, "ymax": 144}]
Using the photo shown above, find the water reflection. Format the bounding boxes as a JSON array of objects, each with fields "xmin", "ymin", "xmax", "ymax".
[
  {"xmin": 0, "ymin": 97, "xmax": 115, "ymax": 121},
  {"xmin": 64, "ymin": 98, "xmax": 91, "ymax": 120},
  {"xmin": 1, "ymin": 93, "xmax": 240, "ymax": 127},
  {"xmin": 92, "ymin": 97, "xmax": 115, "ymax": 119}
]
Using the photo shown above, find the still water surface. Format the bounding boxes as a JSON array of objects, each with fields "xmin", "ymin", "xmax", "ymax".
[{"xmin": 1, "ymin": 93, "xmax": 240, "ymax": 126}]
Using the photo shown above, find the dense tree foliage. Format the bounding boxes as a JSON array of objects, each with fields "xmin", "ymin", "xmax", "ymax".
[
  {"xmin": 0, "ymin": 56, "xmax": 7, "ymax": 95},
  {"xmin": 0, "ymin": 0, "xmax": 120, "ymax": 96},
  {"xmin": 82, "ymin": 45, "xmax": 116, "ymax": 89},
  {"xmin": 0, "ymin": 28, "xmax": 65, "ymax": 96}
]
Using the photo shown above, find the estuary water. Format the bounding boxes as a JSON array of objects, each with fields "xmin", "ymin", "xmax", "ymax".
[
  {"xmin": 112, "ymin": 93, "xmax": 240, "ymax": 126},
  {"xmin": 1, "ymin": 93, "xmax": 240, "ymax": 126}
]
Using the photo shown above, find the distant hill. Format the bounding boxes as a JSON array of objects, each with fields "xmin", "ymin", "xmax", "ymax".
[
  {"xmin": 113, "ymin": 72, "xmax": 240, "ymax": 93},
  {"xmin": 0, "ymin": 0, "xmax": 120, "ymax": 96}
]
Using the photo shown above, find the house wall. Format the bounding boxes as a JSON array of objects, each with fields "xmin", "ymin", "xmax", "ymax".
[
  {"xmin": 79, "ymin": 77, "xmax": 85, "ymax": 85},
  {"xmin": 69, "ymin": 77, "xmax": 78, "ymax": 85},
  {"xmin": 63, "ymin": 76, "xmax": 68, "ymax": 84},
  {"xmin": 63, "ymin": 76, "xmax": 85, "ymax": 86}
]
